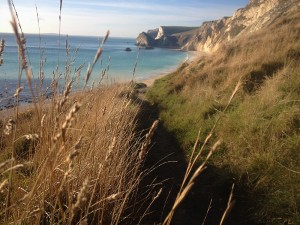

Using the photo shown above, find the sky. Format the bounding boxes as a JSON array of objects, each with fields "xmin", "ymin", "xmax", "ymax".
[{"xmin": 0, "ymin": 0, "xmax": 249, "ymax": 37}]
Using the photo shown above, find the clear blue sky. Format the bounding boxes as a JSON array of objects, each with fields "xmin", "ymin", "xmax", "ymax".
[{"xmin": 0, "ymin": 0, "xmax": 249, "ymax": 37}]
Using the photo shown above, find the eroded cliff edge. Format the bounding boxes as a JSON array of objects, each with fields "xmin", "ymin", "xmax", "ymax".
[{"xmin": 136, "ymin": 0, "xmax": 300, "ymax": 52}]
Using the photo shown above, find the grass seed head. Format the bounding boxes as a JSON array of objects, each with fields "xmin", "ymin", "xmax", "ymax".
[
  {"xmin": 139, "ymin": 120, "xmax": 159, "ymax": 160},
  {"xmin": 3, "ymin": 119, "xmax": 16, "ymax": 135},
  {"xmin": 13, "ymin": 86, "xmax": 23, "ymax": 98}
]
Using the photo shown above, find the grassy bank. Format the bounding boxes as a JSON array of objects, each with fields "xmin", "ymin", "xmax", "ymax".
[
  {"xmin": 147, "ymin": 8, "xmax": 300, "ymax": 224},
  {"xmin": 0, "ymin": 84, "xmax": 153, "ymax": 224}
]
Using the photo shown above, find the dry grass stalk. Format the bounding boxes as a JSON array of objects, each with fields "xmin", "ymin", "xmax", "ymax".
[
  {"xmin": 139, "ymin": 120, "xmax": 159, "ymax": 160},
  {"xmin": 9, "ymin": 0, "xmax": 40, "ymax": 119},
  {"xmin": 40, "ymin": 114, "xmax": 46, "ymax": 127},
  {"xmin": 132, "ymin": 48, "xmax": 140, "ymax": 79},
  {"xmin": 65, "ymin": 136, "xmax": 82, "ymax": 177},
  {"xmin": 201, "ymin": 199, "xmax": 212, "ymax": 225},
  {"xmin": 1, "ymin": 164, "xmax": 24, "ymax": 175},
  {"xmin": 105, "ymin": 137, "xmax": 116, "ymax": 161},
  {"xmin": 60, "ymin": 102, "xmax": 81, "ymax": 142},
  {"xmin": 0, "ymin": 179, "xmax": 8, "ymax": 192},
  {"xmin": 219, "ymin": 184, "xmax": 235, "ymax": 225},
  {"xmin": 83, "ymin": 31, "xmax": 110, "ymax": 90},
  {"xmin": 35, "ymin": 3, "xmax": 46, "ymax": 92},
  {"xmin": 56, "ymin": 80, "xmax": 73, "ymax": 111},
  {"xmin": 0, "ymin": 159, "xmax": 15, "ymax": 170},
  {"xmin": 71, "ymin": 178, "xmax": 89, "ymax": 222},
  {"xmin": 0, "ymin": 39, "xmax": 4, "ymax": 66}
]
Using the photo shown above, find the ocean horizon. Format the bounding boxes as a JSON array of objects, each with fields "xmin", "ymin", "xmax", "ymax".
[{"xmin": 0, "ymin": 33, "xmax": 188, "ymax": 109}]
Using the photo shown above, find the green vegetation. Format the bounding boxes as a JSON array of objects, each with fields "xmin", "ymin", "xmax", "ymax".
[{"xmin": 147, "ymin": 8, "xmax": 300, "ymax": 224}]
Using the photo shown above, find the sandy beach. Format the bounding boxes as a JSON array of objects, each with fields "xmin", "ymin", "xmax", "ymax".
[{"xmin": 141, "ymin": 51, "xmax": 204, "ymax": 87}]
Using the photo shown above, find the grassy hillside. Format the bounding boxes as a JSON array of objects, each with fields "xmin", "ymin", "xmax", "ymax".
[{"xmin": 147, "ymin": 8, "xmax": 300, "ymax": 224}]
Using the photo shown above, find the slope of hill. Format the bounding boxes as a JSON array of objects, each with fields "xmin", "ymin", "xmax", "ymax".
[{"xmin": 146, "ymin": 1, "xmax": 300, "ymax": 224}]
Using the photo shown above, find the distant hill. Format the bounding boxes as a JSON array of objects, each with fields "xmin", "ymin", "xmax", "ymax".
[{"xmin": 136, "ymin": 0, "xmax": 300, "ymax": 51}]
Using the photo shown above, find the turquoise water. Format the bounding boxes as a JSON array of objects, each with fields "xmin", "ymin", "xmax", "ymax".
[
  {"xmin": 0, "ymin": 33, "xmax": 186, "ymax": 82},
  {"xmin": 0, "ymin": 33, "xmax": 187, "ymax": 108}
]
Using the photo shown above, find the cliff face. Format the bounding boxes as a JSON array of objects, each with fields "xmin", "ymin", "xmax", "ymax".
[
  {"xmin": 136, "ymin": 32, "xmax": 156, "ymax": 47},
  {"xmin": 136, "ymin": 0, "xmax": 300, "ymax": 51},
  {"xmin": 136, "ymin": 26, "xmax": 198, "ymax": 48}
]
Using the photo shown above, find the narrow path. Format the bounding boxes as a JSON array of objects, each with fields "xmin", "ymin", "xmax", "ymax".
[{"xmin": 135, "ymin": 88, "xmax": 261, "ymax": 225}]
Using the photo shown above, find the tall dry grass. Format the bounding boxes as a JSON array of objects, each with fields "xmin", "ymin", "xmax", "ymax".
[{"xmin": 0, "ymin": 1, "xmax": 158, "ymax": 224}]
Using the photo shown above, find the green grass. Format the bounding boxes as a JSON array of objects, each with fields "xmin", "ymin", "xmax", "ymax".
[{"xmin": 147, "ymin": 9, "xmax": 300, "ymax": 225}]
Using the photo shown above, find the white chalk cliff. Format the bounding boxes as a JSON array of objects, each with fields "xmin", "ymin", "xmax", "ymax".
[{"xmin": 136, "ymin": 0, "xmax": 300, "ymax": 52}]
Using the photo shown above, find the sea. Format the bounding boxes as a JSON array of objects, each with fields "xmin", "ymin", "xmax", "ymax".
[{"xmin": 0, "ymin": 33, "xmax": 188, "ymax": 110}]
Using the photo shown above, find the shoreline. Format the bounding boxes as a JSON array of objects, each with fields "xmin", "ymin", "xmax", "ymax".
[
  {"xmin": 0, "ymin": 51, "xmax": 204, "ymax": 120},
  {"xmin": 140, "ymin": 50, "xmax": 203, "ymax": 87}
]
